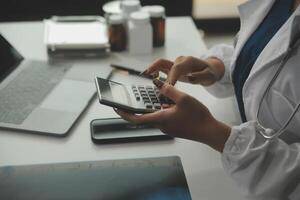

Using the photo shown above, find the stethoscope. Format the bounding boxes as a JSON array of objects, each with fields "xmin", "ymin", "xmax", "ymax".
[{"xmin": 256, "ymin": 34, "xmax": 300, "ymax": 139}]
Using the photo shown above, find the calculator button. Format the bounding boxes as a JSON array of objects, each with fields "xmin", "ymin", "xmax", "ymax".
[
  {"xmin": 135, "ymin": 96, "xmax": 141, "ymax": 101},
  {"xmin": 132, "ymin": 85, "xmax": 137, "ymax": 89},
  {"xmin": 143, "ymin": 98, "xmax": 150, "ymax": 102},
  {"xmin": 151, "ymin": 99, "xmax": 159, "ymax": 104},
  {"xmin": 160, "ymin": 96, "xmax": 174, "ymax": 104},
  {"xmin": 154, "ymin": 103, "xmax": 161, "ymax": 109},
  {"xmin": 151, "ymin": 99, "xmax": 159, "ymax": 103},
  {"xmin": 145, "ymin": 103, "xmax": 153, "ymax": 109},
  {"xmin": 159, "ymin": 96, "xmax": 168, "ymax": 104},
  {"xmin": 149, "ymin": 94, "xmax": 157, "ymax": 98},
  {"xmin": 146, "ymin": 88, "xmax": 154, "ymax": 92}
]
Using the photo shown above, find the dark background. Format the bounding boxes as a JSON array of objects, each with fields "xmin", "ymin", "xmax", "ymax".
[
  {"xmin": 0, "ymin": 0, "xmax": 192, "ymax": 21},
  {"xmin": 0, "ymin": 0, "xmax": 239, "ymax": 33}
]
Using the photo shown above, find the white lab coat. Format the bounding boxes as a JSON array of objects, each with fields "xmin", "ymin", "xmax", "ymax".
[{"xmin": 203, "ymin": 0, "xmax": 300, "ymax": 199}]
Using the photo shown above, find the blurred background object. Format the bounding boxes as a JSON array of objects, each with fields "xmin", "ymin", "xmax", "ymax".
[
  {"xmin": 0, "ymin": 0, "xmax": 243, "ymax": 48},
  {"xmin": 0, "ymin": 0, "xmax": 192, "ymax": 22},
  {"xmin": 193, "ymin": 0, "xmax": 245, "ymax": 48},
  {"xmin": 0, "ymin": 0, "xmax": 241, "ymax": 32},
  {"xmin": 193, "ymin": 0, "xmax": 245, "ymax": 19},
  {"xmin": 193, "ymin": 0, "xmax": 246, "ymax": 33}
]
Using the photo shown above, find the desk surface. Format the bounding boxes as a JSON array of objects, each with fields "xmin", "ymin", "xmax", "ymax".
[{"xmin": 0, "ymin": 17, "xmax": 244, "ymax": 200}]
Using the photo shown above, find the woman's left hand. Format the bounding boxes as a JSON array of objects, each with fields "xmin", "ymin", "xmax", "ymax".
[{"xmin": 115, "ymin": 79, "xmax": 231, "ymax": 152}]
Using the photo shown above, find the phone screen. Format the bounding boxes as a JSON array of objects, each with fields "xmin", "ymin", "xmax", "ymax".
[{"xmin": 0, "ymin": 34, "xmax": 23, "ymax": 82}]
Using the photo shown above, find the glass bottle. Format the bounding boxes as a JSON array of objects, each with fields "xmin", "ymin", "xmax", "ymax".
[
  {"xmin": 142, "ymin": 6, "xmax": 166, "ymax": 47},
  {"xmin": 108, "ymin": 14, "xmax": 127, "ymax": 52}
]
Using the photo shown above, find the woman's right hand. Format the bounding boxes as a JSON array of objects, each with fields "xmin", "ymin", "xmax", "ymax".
[{"xmin": 143, "ymin": 56, "xmax": 226, "ymax": 86}]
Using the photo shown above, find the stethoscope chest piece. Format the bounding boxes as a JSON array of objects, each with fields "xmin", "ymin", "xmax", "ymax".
[{"xmin": 256, "ymin": 122, "xmax": 276, "ymax": 139}]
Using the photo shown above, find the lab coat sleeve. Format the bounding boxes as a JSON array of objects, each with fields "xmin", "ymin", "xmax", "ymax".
[
  {"xmin": 201, "ymin": 44, "xmax": 235, "ymax": 98},
  {"xmin": 222, "ymin": 121, "xmax": 300, "ymax": 199}
]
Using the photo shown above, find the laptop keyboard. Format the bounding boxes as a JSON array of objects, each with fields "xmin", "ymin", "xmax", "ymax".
[{"xmin": 0, "ymin": 61, "xmax": 71, "ymax": 125}]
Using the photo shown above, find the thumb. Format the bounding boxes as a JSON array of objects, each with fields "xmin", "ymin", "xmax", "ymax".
[{"xmin": 153, "ymin": 79, "xmax": 185, "ymax": 103}]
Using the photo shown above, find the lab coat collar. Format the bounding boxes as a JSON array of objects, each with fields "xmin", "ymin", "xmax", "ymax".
[
  {"xmin": 234, "ymin": 0, "xmax": 300, "ymax": 82},
  {"xmin": 244, "ymin": 5, "xmax": 300, "ymax": 83},
  {"xmin": 239, "ymin": 1, "xmax": 300, "ymax": 121},
  {"xmin": 234, "ymin": 0, "xmax": 276, "ymax": 60}
]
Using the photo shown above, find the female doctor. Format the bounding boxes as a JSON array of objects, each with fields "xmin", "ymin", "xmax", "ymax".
[{"xmin": 116, "ymin": 0, "xmax": 300, "ymax": 199}]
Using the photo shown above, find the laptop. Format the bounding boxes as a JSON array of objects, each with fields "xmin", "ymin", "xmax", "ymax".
[
  {"xmin": 0, "ymin": 34, "xmax": 103, "ymax": 136},
  {"xmin": 0, "ymin": 156, "xmax": 192, "ymax": 200}
]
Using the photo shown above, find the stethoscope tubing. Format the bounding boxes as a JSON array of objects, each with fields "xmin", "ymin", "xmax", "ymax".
[{"xmin": 256, "ymin": 41, "xmax": 300, "ymax": 139}]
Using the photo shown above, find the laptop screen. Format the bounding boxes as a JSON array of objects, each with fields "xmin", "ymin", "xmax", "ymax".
[
  {"xmin": 0, "ymin": 156, "xmax": 192, "ymax": 200},
  {"xmin": 0, "ymin": 34, "xmax": 23, "ymax": 82}
]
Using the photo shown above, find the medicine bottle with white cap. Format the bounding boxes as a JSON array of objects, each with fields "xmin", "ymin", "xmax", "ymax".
[
  {"xmin": 128, "ymin": 11, "xmax": 153, "ymax": 55},
  {"xmin": 121, "ymin": 0, "xmax": 141, "ymax": 20}
]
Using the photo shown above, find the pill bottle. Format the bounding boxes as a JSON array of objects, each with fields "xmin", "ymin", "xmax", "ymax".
[
  {"xmin": 128, "ymin": 11, "xmax": 153, "ymax": 55},
  {"xmin": 121, "ymin": 0, "xmax": 141, "ymax": 20},
  {"xmin": 142, "ymin": 5, "xmax": 165, "ymax": 47},
  {"xmin": 108, "ymin": 14, "xmax": 127, "ymax": 52}
]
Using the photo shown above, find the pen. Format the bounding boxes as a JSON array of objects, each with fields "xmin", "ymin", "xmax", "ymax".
[
  {"xmin": 110, "ymin": 63, "xmax": 142, "ymax": 75},
  {"xmin": 110, "ymin": 63, "xmax": 166, "ymax": 81},
  {"xmin": 139, "ymin": 69, "xmax": 147, "ymax": 76}
]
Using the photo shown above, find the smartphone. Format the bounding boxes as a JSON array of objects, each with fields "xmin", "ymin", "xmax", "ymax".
[
  {"xmin": 90, "ymin": 118, "xmax": 173, "ymax": 144},
  {"xmin": 94, "ymin": 77, "xmax": 173, "ymax": 113}
]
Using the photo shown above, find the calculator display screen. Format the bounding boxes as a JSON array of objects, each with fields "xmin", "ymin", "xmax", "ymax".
[
  {"xmin": 109, "ymin": 82, "xmax": 130, "ymax": 105},
  {"xmin": 97, "ymin": 78, "xmax": 131, "ymax": 106}
]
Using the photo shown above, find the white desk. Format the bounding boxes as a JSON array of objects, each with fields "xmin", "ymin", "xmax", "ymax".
[{"xmin": 0, "ymin": 17, "xmax": 244, "ymax": 200}]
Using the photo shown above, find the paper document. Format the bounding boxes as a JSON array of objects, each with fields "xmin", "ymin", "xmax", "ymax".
[{"xmin": 45, "ymin": 20, "xmax": 108, "ymax": 49}]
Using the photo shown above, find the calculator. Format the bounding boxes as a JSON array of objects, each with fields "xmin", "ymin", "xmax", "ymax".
[{"xmin": 95, "ymin": 77, "xmax": 173, "ymax": 113}]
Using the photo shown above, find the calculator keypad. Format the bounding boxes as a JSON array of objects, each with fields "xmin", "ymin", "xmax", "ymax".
[{"xmin": 132, "ymin": 85, "xmax": 174, "ymax": 110}]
